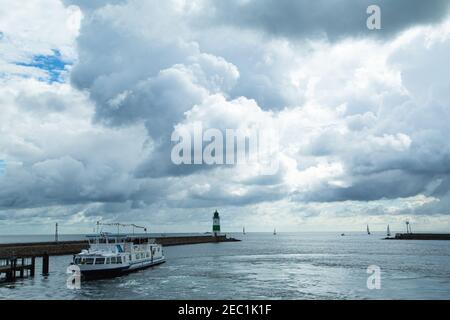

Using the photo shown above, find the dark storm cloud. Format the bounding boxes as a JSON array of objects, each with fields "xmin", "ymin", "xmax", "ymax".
[
  {"xmin": 171, "ymin": 184, "xmax": 285, "ymax": 209},
  {"xmin": 207, "ymin": 0, "xmax": 450, "ymax": 41},
  {"xmin": 299, "ymin": 170, "xmax": 435, "ymax": 203},
  {"xmin": 0, "ymin": 156, "xmax": 134, "ymax": 210},
  {"xmin": 133, "ymin": 138, "xmax": 211, "ymax": 179}
]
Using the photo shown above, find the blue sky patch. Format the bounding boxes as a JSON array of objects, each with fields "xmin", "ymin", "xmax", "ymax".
[{"xmin": 15, "ymin": 49, "xmax": 71, "ymax": 83}]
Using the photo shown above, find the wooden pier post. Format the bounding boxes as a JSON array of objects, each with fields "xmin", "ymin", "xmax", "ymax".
[
  {"xmin": 19, "ymin": 258, "xmax": 25, "ymax": 278},
  {"xmin": 42, "ymin": 253, "xmax": 49, "ymax": 276},
  {"xmin": 9, "ymin": 258, "xmax": 17, "ymax": 281},
  {"xmin": 13, "ymin": 258, "xmax": 17, "ymax": 280},
  {"xmin": 30, "ymin": 257, "xmax": 35, "ymax": 277},
  {"xmin": 4, "ymin": 259, "xmax": 12, "ymax": 281}
]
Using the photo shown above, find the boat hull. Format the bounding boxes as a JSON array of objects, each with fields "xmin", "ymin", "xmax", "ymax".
[{"xmin": 80, "ymin": 258, "xmax": 166, "ymax": 280}]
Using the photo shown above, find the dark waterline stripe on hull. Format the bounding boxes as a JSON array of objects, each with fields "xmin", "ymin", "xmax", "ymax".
[{"xmin": 81, "ymin": 259, "xmax": 166, "ymax": 280}]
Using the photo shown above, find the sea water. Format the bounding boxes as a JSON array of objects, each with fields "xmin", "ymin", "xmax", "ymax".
[{"xmin": 1, "ymin": 232, "xmax": 450, "ymax": 300}]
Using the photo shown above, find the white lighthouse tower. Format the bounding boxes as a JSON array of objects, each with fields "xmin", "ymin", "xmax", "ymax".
[{"xmin": 213, "ymin": 210, "xmax": 221, "ymax": 237}]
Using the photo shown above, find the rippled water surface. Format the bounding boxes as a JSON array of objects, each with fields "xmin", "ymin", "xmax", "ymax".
[{"xmin": 1, "ymin": 233, "xmax": 450, "ymax": 300}]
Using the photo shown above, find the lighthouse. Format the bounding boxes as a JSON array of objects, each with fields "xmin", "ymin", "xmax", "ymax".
[{"xmin": 213, "ymin": 210, "xmax": 221, "ymax": 237}]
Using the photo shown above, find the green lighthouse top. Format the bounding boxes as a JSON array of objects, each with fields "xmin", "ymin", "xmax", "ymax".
[{"xmin": 213, "ymin": 210, "xmax": 220, "ymax": 219}]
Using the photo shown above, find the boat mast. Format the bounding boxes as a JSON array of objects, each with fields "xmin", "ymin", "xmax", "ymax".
[{"xmin": 367, "ymin": 224, "xmax": 371, "ymax": 235}]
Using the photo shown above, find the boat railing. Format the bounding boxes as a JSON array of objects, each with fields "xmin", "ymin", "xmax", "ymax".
[{"xmin": 89, "ymin": 243, "xmax": 123, "ymax": 253}]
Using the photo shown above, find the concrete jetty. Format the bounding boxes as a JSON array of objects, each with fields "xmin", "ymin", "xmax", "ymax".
[{"xmin": 387, "ymin": 233, "xmax": 450, "ymax": 240}]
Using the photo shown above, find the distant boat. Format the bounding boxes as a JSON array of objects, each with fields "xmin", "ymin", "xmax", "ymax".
[
  {"xmin": 367, "ymin": 225, "xmax": 371, "ymax": 235},
  {"xmin": 341, "ymin": 233, "xmax": 345, "ymax": 236},
  {"xmin": 273, "ymin": 228, "xmax": 277, "ymax": 235},
  {"xmin": 387, "ymin": 225, "xmax": 391, "ymax": 237},
  {"xmin": 243, "ymin": 227, "xmax": 246, "ymax": 235}
]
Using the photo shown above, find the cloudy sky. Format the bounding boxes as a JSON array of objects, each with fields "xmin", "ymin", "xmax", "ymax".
[{"xmin": 1, "ymin": 0, "xmax": 450, "ymax": 234}]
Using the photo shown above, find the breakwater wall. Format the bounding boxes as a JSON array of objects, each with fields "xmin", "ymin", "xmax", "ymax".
[{"xmin": 388, "ymin": 233, "xmax": 450, "ymax": 240}]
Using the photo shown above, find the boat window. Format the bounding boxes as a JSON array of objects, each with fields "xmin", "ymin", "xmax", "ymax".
[
  {"xmin": 95, "ymin": 258, "xmax": 105, "ymax": 265},
  {"xmin": 85, "ymin": 258, "xmax": 94, "ymax": 265},
  {"xmin": 117, "ymin": 257, "xmax": 122, "ymax": 264},
  {"xmin": 74, "ymin": 258, "xmax": 81, "ymax": 264},
  {"xmin": 146, "ymin": 252, "xmax": 150, "ymax": 258},
  {"xmin": 106, "ymin": 258, "xmax": 111, "ymax": 264},
  {"xmin": 110, "ymin": 257, "xmax": 117, "ymax": 264}
]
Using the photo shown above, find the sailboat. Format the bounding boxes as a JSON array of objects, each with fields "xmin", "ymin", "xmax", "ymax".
[
  {"xmin": 273, "ymin": 228, "xmax": 277, "ymax": 235},
  {"xmin": 387, "ymin": 225, "xmax": 391, "ymax": 237},
  {"xmin": 243, "ymin": 226, "xmax": 246, "ymax": 235},
  {"xmin": 367, "ymin": 225, "xmax": 371, "ymax": 235}
]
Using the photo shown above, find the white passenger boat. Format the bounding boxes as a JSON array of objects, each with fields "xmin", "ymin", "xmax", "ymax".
[{"xmin": 72, "ymin": 223, "xmax": 165, "ymax": 279}]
